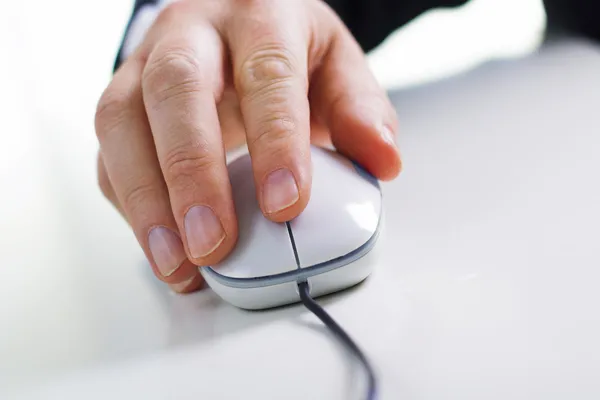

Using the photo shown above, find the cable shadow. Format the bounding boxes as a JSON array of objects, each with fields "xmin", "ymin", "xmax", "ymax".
[{"xmin": 292, "ymin": 319, "xmax": 366, "ymax": 400}]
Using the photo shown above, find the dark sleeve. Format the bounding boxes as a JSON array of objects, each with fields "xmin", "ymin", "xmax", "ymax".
[
  {"xmin": 544, "ymin": 0, "xmax": 600, "ymax": 40},
  {"xmin": 327, "ymin": 0, "xmax": 600, "ymax": 48},
  {"xmin": 324, "ymin": 0, "xmax": 468, "ymax": 53}
]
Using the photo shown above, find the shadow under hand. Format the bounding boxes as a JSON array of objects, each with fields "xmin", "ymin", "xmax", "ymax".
[{"xmin": 140, "ymin": 259, "xmax": 369, "ymax": 355}]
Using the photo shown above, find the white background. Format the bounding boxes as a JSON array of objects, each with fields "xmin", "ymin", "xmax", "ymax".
[{"xmin": 7, "ymin": 1, "xmax": 596, "ymax": 399}]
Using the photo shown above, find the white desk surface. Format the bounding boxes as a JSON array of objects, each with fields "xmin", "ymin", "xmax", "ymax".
[{"xmin": 2, "ymin": 38, "xmax": 600, "ymax": 399}]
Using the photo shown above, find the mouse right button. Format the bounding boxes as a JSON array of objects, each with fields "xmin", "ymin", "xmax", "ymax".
[{"xmin": 289, "ymin": 147, "xmax": 382, "ymax": 268}]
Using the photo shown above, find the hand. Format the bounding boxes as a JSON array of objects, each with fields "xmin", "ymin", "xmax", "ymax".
[{"xmin": 95, "ymin": 0, "xmax": 402, "ymax": 293}]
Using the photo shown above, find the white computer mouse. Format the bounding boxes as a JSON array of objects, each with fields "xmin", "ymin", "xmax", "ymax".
[{"xmin": 200, "ymin": 146, "xmax": 382, "ymax": 310}]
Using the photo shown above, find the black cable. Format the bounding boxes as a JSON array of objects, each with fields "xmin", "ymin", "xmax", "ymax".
[{"xmin": 297, "ymin": 281, "xmax": 378, "ymax": 400}]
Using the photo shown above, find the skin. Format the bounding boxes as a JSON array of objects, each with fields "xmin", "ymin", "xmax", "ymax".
[{"xmin": 95, "ymin": 0, "xmax": 402, "ymax": 294}]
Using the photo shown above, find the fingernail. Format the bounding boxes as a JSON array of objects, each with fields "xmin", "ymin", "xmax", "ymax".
[
  {"xmin": 148, "ymin": 226, "xmax": 186, "ymax": 277},
  {"xmin": 170, "ymin": 275, "xmax": 197, "ymax": 293},
  {"xmin": 380, "ymin": 125, "xmax": 397, "ymax": 147},
  {"xmin": 263, "ymin": 168, "xmax": 299, "ymax": 214},
  {"xmin": 184, "ymin": 205, "xmax": 225, "ymax": 259}
]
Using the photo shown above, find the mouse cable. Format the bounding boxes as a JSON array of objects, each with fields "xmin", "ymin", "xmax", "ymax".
[{"xmin": 297, "ymin": 281, "xmax": 378, "ymax": 400}]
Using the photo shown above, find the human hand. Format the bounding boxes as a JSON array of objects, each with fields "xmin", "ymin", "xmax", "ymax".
[{"xmin": 95, "ymin": 0, "xmax": 402, "ymax": 293}]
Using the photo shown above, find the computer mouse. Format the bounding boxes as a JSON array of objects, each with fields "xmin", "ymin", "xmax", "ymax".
[{"xmin": 199, "ymin": 146, "xmax": 382, "ymax": 310}]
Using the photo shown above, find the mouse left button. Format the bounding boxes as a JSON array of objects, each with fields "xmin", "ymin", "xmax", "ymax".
[{"xmin": 204, "ymin": 154, "xmax": 298, "ymax": 280}]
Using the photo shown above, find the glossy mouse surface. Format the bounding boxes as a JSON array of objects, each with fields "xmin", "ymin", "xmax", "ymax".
[{"xmin": 200, "ymin": 146, "xmax": 382, "ymax": 310}]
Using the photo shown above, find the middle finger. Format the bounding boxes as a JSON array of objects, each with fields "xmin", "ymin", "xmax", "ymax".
[{"xmin": 227, "ymin": 1, "xmax": 312, "ymax": 222}]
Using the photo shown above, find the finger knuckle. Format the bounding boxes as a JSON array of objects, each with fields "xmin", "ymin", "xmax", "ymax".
[
  {"xmin": 236, "ymin": 44, "xmax": 297, "ymax": 95},
  {"xmin": 122, "ymin": 181, "xmax": 159, "ymax": 216},
  {"xmin": 143, "ymin": 46, "xmax": 207, "ymax": 106},
  {"xmin": 250, "ymin": 113, "xmax": 297, "ymax": 151},
  {"xmin": 163, "ymin": 145, "xmax": 218, "ymax": 185},
  {"xmin": 95, "ymin": 85, "xmax": 136, "ymax": 140}
]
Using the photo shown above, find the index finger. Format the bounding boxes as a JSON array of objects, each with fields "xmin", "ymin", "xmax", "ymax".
[
  {"xmin": 227, "ymin": 1, "xmax": 312, "ymax": 222},
  {"xmin": 141, "ymin": 20, "xmax": 238, "ymax": 267}
]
